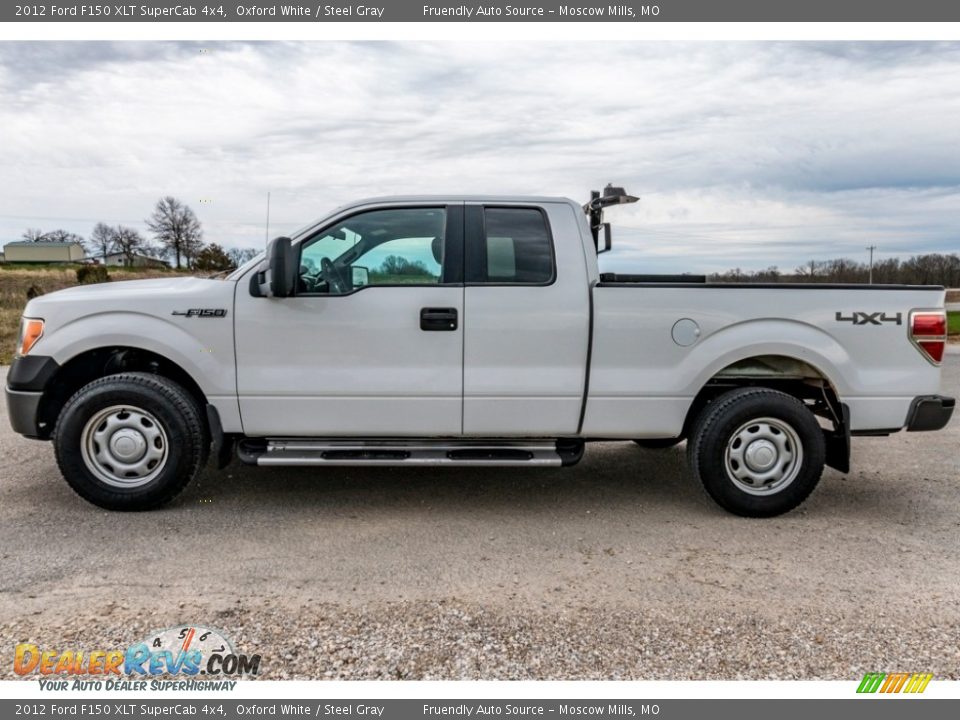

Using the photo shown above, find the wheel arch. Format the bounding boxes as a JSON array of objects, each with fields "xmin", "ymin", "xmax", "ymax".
[
  {"xmin": 35, "ymin": 346, "xmax": 209, "ymax": 440},
  {"xmin": 683, "ymin": 352, "xmax": 850, "ymax": 473}
]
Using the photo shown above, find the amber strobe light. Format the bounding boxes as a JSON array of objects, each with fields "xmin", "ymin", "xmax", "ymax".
[
  {"xmin": 17, "ymin": 318, "xmax": 44, "ymax": 357},
  {"xmin": 910, "ymin": 311, "xmax": 947, "ymax": 364}
]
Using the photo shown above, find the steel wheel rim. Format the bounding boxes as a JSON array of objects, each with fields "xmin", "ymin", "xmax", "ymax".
[
  {"xmin": 80, "ymin": 405, "xmax": 168, "ymax": 488},
  {"xmin": 724, "ymin": 416, "xmax": 803, "ymax": 496}
]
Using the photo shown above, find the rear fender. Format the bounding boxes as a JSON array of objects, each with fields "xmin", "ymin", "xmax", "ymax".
[{"xmin": 682, "ymin": 319, "xmax": 853, "ymax": 397}]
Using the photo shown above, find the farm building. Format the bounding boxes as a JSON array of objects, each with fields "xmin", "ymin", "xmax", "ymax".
[
  {"xmin": 2, "ymin": 240, "xmax": 86, "ymax": 263},
  {"xmin": 101, "ymin": 252, "xmax": 168, "ymax": 269}
]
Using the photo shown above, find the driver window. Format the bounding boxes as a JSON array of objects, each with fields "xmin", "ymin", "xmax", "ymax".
[{"xmin": 298, "ymin": 207, "xmax": 446, "ymax": 295}]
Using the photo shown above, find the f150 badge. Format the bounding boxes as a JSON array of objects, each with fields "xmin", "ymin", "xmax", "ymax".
[
  {"xmin": 172, "ymin": 308, "xmax": 227, "ymax": 318},
  {"xmin": 836, "ymin": 311, "xmax": 902, "ymax": 326}
]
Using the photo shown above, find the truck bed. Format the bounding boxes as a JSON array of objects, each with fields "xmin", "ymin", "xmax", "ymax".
[{"xmin": 581, "ymin": 283, "xmax": 947, "ymax": 437}]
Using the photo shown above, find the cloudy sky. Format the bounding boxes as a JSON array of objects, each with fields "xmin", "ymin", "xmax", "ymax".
[{"xmin": 0, "ymin": 41, "xmax": 958, "ymax": 273}]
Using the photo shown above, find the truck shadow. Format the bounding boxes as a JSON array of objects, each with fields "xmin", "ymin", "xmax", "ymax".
[
  {"xmin": 186, "ymin": 441, "xmax": 710, "ymax": 516},
  {"xmin": 180, "ymin": 441, "xmax": 946, "ymax": 523}
]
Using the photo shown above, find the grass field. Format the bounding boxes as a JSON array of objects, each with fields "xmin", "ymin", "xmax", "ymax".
[
  {"xmin": 949, "ymin": 311, "xmax": 960, "ymax": 337},
  {"xmin": 0, "ymin": 264, "xmax": 192, "ymax": 364}
]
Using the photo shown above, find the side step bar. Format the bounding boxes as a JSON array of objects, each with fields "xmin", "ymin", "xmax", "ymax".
[{"xmin": 237, "ymin": 438, "xmax": 584, "ymax": 468}]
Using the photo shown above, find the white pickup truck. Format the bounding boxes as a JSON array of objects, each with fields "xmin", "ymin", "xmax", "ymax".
[{"xmin": 5, "ymin": 187, "xmax": 955, "ymax": 516}]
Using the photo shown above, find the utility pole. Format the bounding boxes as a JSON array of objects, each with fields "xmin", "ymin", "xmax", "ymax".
[{"xmin": 866, "ymin": 245, "xmax": 877, "ymax": 284}]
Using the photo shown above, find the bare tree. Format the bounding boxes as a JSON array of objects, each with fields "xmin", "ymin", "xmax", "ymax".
[
  {"xmin": 140, "ymin": 243, "xmax": 167, "ymax": 261},
  {"xmin": 872, "ymin": 258, "xmax": 901, "ymax": 285},
  {"xmin": 227, "ymin": 247, "xmax": 261, "ymax": 267},
  {"xmin": 44, "ymin": 229, "xmax": 85, "ymax": 244},
  {"xmin": 112, "ymin": 226, "xmax": 145, "ymax": 266},
  {"xmin": 795, "ymin": 260, "xmax": 821, "ymax": 280},
  {"xmin": 754, "ymin": 266, "xmax": 781, "ymax": 283},
  {"xmin": 20, "ymin": 228, "xmax": 84, "ymax": 244},
  {"xmin": 89, "ymin": 222, "xmax": 115, "ymax": 262},
  {"xmin": 146, "ymin": 196, "xmax": 204, "ymax": 269},
  {"xmin": 183, "ymin": 235, "xmax": 205, "ymax": 269},
  {"xmin": 713, "ymin": 252, "xmax": 959, "ymax": 285},
  {"xmin": 21, "ymin": 228, "xmax": 46, "ymax": 242}
]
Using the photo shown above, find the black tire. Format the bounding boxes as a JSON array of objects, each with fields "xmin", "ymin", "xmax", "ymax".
[
  {"xmin": 632, "ymin": 438, "xmax": 684, "ymax": 449},
  {"xmin": 687, "ymin": 387, "xmax": 825, "ymax": 518},
  {"xmin": 53, "ymin": 372, "xmax": 208, "ymax": 511}
]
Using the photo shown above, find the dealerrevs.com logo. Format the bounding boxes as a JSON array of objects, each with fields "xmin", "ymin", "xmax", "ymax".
[{"xmin": 14, "ymin": 625, "xmax": 261, "ymax": 691}]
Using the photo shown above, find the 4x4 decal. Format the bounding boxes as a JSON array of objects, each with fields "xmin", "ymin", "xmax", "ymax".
[{"xmin": 835, "ymin": 311, "xmax": 902, "ymax": 326}]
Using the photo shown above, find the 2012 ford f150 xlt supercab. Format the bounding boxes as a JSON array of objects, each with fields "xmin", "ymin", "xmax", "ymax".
[{"xmin": 5, "ymin": 186, "xmax": 955, "ymax": 516}]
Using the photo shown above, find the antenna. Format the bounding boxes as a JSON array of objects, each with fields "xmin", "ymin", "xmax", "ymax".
[
  {"xmin": 265, "ymin": 191, "xmax": 271, "ymax": 247},
  {"xmin": 866, "ymin": 245, "xmax": 877, "ymax": 284}
]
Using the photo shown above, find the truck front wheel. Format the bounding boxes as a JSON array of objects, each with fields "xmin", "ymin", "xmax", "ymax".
[
  {"xmin": 53, "ymin": 372, "xmax": 208, "ymax": 511},
  {"xmin": 687, "ymin": 387, "xmax": 825, "ymax": 517}
]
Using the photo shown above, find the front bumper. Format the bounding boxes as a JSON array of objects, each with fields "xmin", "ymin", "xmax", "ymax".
[
  {"xmin": 5, "ymin": 386, "xmax": 43, "ymax": 438},
  {"xmin": 6, "ymin": 354, "xmax": 59, "ymax": 439},
  {"xmin": 906, "ymin": 395, "xmax": 956, "ymax": 432}
]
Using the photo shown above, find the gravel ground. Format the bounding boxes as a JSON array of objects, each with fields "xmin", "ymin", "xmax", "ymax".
[
  {"xmin": 4, "ymin": 601, "xmax": 960, "ymax": 681},
  {"xmin": 1, "ymin": 354, "xmax": 959, "ymax": 680}
]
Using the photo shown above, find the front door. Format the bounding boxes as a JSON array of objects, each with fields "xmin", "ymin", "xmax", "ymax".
[{"xmin": 234, "ymin": 204, "xmax": 464, "ymax": 437}]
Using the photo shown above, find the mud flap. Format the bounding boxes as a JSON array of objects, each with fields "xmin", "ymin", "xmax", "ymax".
[
  {"xmin": 206, "ymin": 404, "xmax": 234, "ymax": 469},
  {"xmin": 824, "ymin": 403, "xmax": 851, "ymax": 474}
]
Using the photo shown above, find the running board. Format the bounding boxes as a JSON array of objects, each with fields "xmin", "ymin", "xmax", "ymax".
[{"xmin": 237, "ymin": 439, "xmax": 584, "ymax": 467}]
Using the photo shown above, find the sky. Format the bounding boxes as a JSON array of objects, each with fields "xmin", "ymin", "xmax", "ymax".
[{"xmin": 0, "ymin": 41, "xmax": 958, "ymax": 274}]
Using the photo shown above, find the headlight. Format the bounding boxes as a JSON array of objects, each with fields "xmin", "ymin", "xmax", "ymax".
[{"xmin": 17, "ymin": 318, "xmax": 44, "ymax": 357}]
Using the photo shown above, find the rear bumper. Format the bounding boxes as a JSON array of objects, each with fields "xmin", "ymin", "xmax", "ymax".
[
  {"xmin": 906, "ymin": 395, "xmax": 955, "ymax": 432},
  {"xmin": 5, "ymin": 387, "xmax": 44, "ymax": 438}
]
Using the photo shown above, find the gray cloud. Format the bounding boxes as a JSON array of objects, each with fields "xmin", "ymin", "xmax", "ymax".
[{"xmin": 0, "ymin": 41, "xmax": 958, "ymax": 273}]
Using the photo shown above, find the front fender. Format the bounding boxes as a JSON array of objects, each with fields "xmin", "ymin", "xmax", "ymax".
[{"xmin": 42, "ymin": 311, "xmax": 236, "ymax": 398}]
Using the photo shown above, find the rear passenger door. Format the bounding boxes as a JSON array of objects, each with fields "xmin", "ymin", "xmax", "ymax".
[{"xmin": 462, "ymin": 203, "xmax": 592, "ymax": 436}]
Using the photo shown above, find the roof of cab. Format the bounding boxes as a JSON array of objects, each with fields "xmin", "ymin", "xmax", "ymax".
[
  {"xmin": 287, "ymin": 195, "xmax": 583, "ymax": 239},
  {"xmin": 336, "ymin": 195, "xmax": 577, "ymax": 209}
]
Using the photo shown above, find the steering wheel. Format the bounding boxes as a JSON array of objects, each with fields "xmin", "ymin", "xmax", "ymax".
[{"xmin": 320, "ymin": 257, "xmax": 349, "ymax": 294}]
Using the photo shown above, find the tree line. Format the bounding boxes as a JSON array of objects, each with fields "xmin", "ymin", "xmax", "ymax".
[
  {"xmin": 710, "ymin": 252, "xmax": 960, "ymax": 287},
  {"xmin": 18, "ymin": 196, "xmax": 260, "ymax": 272}
]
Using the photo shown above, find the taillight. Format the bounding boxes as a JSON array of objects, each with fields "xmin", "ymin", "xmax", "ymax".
[{"xmin": 910, "ymin": 310, "xmax": 947, "ymax": 365}]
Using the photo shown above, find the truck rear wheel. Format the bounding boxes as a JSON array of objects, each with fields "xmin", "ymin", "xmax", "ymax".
[
  {"xmin": 53, "ymin": 372, "xmax": 208, "ymax": 511},
  {"xmin": 687, "ymin": 387, "xmax": 825, "ymax": 517}
]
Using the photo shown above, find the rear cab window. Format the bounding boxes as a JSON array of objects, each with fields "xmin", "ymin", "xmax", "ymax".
[{"xmin": 466, "ymin": 206, "xmax": 555, "ymax": 285}]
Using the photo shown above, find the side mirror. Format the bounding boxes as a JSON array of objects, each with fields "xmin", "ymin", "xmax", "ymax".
[
  {"xmin": 250, "ymin": 236, "xmax": 296, "ymax": 297},
  {"xmin": 597, "ymin": 223, "xmax": 612, "ymax": 254},
  {"xmin": 352, "ymin": 266, "xmax": 370, "ymax": 287}
]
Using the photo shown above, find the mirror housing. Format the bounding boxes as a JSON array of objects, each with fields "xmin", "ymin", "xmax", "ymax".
[{"xmin": 250, "ymin": 236, "xmax": 296, "ymax": 298}]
